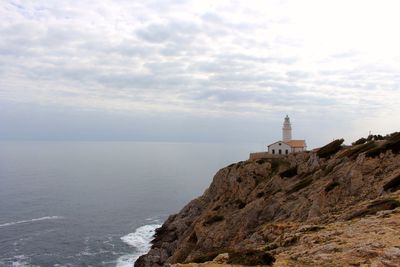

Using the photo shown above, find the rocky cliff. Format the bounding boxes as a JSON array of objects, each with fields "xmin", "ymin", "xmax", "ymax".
[{"xmin": 136, "ymin": 133, "xmax": 400, "ymax": 267}]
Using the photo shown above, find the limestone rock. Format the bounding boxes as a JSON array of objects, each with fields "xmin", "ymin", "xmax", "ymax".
[{"xmin": 135, "ymin": 135, "xmax": 400, "ymax": 267}]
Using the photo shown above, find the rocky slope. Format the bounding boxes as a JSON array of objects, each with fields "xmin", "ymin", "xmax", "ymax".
[{"xmin": 136, "ymin": 133, "xmax": 400, "ymax": 267}]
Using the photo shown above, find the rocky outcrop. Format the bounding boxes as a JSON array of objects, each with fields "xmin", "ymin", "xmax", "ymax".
[{"xmin": 136, "ymin": 133, "xmax": 400, "ymax": 267}]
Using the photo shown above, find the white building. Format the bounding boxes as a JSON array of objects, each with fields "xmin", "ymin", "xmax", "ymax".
[{"xmin": 268, "ymin": 115, "xmax": 306, "ymax": 155}]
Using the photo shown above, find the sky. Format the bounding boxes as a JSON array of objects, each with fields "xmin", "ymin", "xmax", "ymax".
[{"xmin": 1, "ymin": 0, "xmax": 400, "ymax": 147}]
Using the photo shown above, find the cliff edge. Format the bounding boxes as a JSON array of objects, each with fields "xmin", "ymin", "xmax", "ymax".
[{"xmin": 136, "ymin": 133, "xmax": 400, "ymax": 266}]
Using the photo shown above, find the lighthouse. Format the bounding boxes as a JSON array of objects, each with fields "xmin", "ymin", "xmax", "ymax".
[
  {"xmin": 282, "ymin": 115, "xmax": 292, "ymax": 142},
  {"xmin": 250, "ymin": 115, "xmax": 307, "ymax": 159}
]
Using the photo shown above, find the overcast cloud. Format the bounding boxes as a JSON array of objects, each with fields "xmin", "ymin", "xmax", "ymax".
[{"xmin": 1, "ymin": 0, "xmax": 400, "ymax": 147}]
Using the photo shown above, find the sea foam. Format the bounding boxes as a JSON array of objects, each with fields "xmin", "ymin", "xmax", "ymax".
[
  {"xmin": 0, "ymin": 216, "xmax": 62, "ymax": 228},
  {"xmin": 116, "ymin": 223, "xmax": 161, "ymax": 267}
]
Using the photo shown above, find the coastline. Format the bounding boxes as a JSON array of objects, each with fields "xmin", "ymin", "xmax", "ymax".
[{"xmin": 136, "ymin": 135, "xmax": 400, "ymax": 266}]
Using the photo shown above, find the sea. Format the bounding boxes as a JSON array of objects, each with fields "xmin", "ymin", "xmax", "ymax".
[{"xmin": 0, "ymin": 141, "xmax": 263, "ymax": 267}]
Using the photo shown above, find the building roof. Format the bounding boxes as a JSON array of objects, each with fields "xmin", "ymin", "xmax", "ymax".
[
  {"xmin": 286, "ymin": 140, "xmax": 306, "ymax": 148},
  {"xmin": 267, "ymin": 141, "xmax": 291, "ymax": 147},
  {"xmin": 267, "ymin": 140, "xmax": 306, "ymax": 148}
]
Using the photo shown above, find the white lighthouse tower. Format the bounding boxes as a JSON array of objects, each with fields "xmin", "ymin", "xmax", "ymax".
[{"xmin": 282, "ymin": 115, "xmax": 292, "ymax": 142}]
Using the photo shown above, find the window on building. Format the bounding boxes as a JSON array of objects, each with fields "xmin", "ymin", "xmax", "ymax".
[
  {"xmin": 279, "ymin": 149, "xmax": 282, "ymax": 154},
  {"xmin": 272, "ymin": 149, "xmax": 275, "ymax": 154},
  {"xmin": 285, "ymin": 149, "xmax": 289, "ymax": 154},
  {"xmin": 279, "ymin": 143, "xmax": 281, "ymax": 146}
]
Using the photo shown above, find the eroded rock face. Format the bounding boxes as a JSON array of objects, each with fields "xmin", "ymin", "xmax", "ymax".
[{"xmin": 136, "ymin": 136, "xmax": 400, "ymax": 267}]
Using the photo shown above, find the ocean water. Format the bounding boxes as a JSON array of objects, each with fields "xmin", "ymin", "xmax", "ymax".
[{"xmin": 0, "ymin": 142, "xmax": 263, "ymax": 267}]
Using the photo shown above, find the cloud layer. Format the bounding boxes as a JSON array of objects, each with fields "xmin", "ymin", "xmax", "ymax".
[{"xmin": 1, "ymin": 0, "xmax": 400, "ymax": 145}]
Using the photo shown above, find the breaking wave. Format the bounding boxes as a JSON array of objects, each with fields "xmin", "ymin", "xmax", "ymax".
[
  {"xmin": 116, "ymin": 223, "xmax": 161, "ymax": 267},
  {"xmin": 0, "ymin": 216, "xmax": 62, "ymax": 228}
]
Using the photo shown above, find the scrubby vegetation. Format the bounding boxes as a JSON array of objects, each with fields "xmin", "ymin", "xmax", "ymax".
[
  {"xmin": 299, "ymin": 225, "xmax": 325, "ymax": 233},
  {"xmin": 339, "ymin": 141, "xmax": 377, "ymax": 159},
  {"xmin": 191, "ymin": 252, "xmax": 221, "ymax": 263},
  {"xmin": 256, "ymin": 192, "xmax": 265, "ymax": 198},
  {"xmin": 203, "ymin": 215, "xmax": 224, "ymax": 226},
  {"xmin": 212, "ymin": 205, "xmax": 221, "ymax": 211},
  {"xmin": 325, "ymin": 181, "xmax": 340, "ymax": 192},
  {"xmin": 367, "ymin": 198, "xmax": 400, "ymax": 210},
  {"xmin": 366, "ymin": 134, "xmax": 385, "ymax": 141},
  {"xmin": 352, "ymin": 134, "xmax": 384, "ymax": 145},
  {"xmin": 365, "ymin": 132, "xmax": 400, "ymax": 158},
  {"xmin": 234, "ymin": 199, "xmax": 246, "ymax": 209},
  {"xmin": 383, "ymin": 174, "xmax": 400, "ymax": 192},
  {"xmin": 345, "ymin": 198, "xmax": 400, "ymax": 220},
  {"xmin": 227, "ymin": 250, "xmax": 275, "ymax": 266},
  {"xmin": 317, "ymin": 139, "xmax": 344, "ymax": 158},
  {"xmin": 256, "ymin": 159, "xmax": 267, "ymax": 164},
  {"xmin": 280, "ymin": 165, "xmax": 298, "ymax": 178},
  {"xmin": 352, "ymin": 137, "xmax": 367, "ymax": 145},
  {"xmin": 270, "ymin": 159, "xmax": 290, "ymax": 174}
]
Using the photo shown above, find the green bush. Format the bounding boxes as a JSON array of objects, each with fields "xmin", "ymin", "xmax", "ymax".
[{"xmin": 317, "ymin": 139, "xmax": 344, "ymax": 158}]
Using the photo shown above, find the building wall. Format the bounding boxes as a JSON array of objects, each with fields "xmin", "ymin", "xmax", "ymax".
[
  {"xmin": 293, "ymin": 147, "xmax": 306, "ymax": 153},
  {"xmin": 249, "ymin": 152, "xmax": 281, "ymax": 160},
  {"xmin": 268, "ymin": 142, "xmax": 292, "ymax": 155},
  {"xmin": 282, "ymin": 128, "xmax": 292, "ymax": 142}
]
